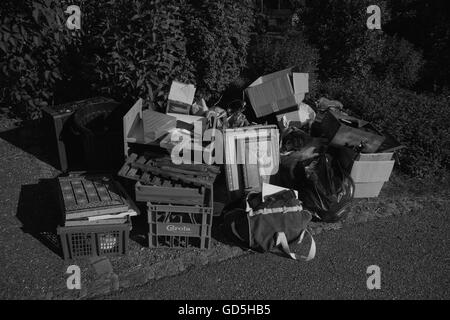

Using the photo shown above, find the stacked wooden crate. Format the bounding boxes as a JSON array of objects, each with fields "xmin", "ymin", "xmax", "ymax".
[{"xmin": 118, "ymin": 153, "xmax": 220, "ymax": 250}]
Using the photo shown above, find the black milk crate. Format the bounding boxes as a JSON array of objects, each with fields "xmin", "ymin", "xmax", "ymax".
[
  {"xmin": 147, "ymin": 188, "xmax": 213, "ymax": 250},
  {"xmin": 57, "ymin": 222, "xmax": 131, "ymax": 260}
]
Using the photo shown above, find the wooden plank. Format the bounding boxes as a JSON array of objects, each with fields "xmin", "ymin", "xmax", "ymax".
[
  {"xmin": 136, "ymin": 156, "xmax": 147, "ymax": 164},
  {"xmin": 94, "ymin": 181, "xmax": 112, "ymax": 202},
  {"xmin": 136, "ymin": 184, "xmax": 203, "ymax": 206},
  {"xmin": 71, "ymin": 180, "xmax": 88, "ymax": 206},
  {"xmin": 83, "ymin": 179, "xmax": 100, "ymax": 203},
  {"xmin": 59, "ymin": 180, "xmax": 77, "ymax": 209},
  {"xmin": 130, "ymin": 162, "xmax": 214, "ymax": 186}
]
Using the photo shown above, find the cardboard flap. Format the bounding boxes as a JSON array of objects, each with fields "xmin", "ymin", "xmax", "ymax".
[
  {"xmin": 357, "ymin": 153, "xmax": 393, "ymax": 161},
  {"xmin": 292, "ymin": 73, "xmax": 309, "ymax": 94},
  {"xmin": 168, "ymin": 81, "xmax": 196, "ymax": 105},
  {"xmin": 249, "ymin": 68, "xmax": 293, "ymax": 87},
  {"xmin": 246, "ymin": 74, "xmax": 295, "ymax": 117},
  {"xmin": 262, "ymin": 183, "xmax": 298, "ymax": 200}
]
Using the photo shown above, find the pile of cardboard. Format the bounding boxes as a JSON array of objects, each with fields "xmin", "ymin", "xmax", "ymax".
[{"xmin": 242, "ymin": 68, "xmax": 402, "ymax": 199}]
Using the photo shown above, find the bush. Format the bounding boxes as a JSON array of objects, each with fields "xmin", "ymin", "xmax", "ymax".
[
  {"xmin": 247, "ymin": 33, "xmax": 320, "ymax": 94},
  {"xmin": 0, "ymin": 0, "xmax": 75, "ymax": 119},
  {"xmin": 82, "ymin": 0, "xmax": 195, "ymax": 110},
  {"xmin": 297, "ymin": 0, "xmax": 391, "ymax": 80},
  {"xmin": 1, "ymin": 0, "xmax": 255, "ymax": 117},
  {"xmin": 184, "ymin": 0, "xmax": 255, "ymax": 100},
  {"xmin": 319, "ymin": 78, "xmax": 450, "ymax": 177},
  {"xmin": 348, "ymin": 33, "xmax": 425, "ymax": 89}
]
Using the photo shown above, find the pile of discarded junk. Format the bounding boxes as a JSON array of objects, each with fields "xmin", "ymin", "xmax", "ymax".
[{"xmin": 42, "ymin": 68, "xmax": 403, "ymax": 261}]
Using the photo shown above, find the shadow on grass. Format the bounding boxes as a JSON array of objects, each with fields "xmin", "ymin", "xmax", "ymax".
[{"xmin": 16, "ymin": 178, "xmax": 64, "ymax": 258}]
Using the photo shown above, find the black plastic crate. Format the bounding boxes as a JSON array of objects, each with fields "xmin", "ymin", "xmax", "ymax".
[
  {"xmin": 57, "ymin": 223, "xmax": 130, "ymax": 260},
  {"xmin": 147, "ymin": 188, "xmax": 213, "ymax": 250}
]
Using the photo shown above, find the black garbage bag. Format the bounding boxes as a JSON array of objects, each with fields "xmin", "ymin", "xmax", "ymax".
[
  {"xmin": 299, "ymin": 154, "xmax": 354, "ymax": 222},
  {"xmin": 277, "ymin": 152, "xmax": 354, "ymax": 223}
]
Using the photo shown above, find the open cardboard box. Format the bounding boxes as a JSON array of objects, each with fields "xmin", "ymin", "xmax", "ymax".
[
  {"xmin": 166, "ymin": 81, "xmax": 196, "ymax": 115},
  {"xmin": 337, "ymin": 146, "xmax": 400, "ymax": 198},
  {"xmin": 124, "ymin": 98, "xmax": 207, "ymax": 157},
  {"xmin": 245, "ymin": 68, "xmax": 309, "ymax": 118}
]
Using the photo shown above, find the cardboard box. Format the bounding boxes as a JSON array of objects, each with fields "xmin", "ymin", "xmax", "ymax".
[
  {"xmin": 351, "ymin": 156, "xmax": 394, "ymax": 198},
  {"xmin": 351, "ymin": 160, "xmax": 395, "ymax": 183},
  {"xmin": 321, "ymin": 110, "xmax": 385, "ymax": 153},
  {"xmin": 166, "ymin": 81, "xmax": 196, "ymax": 115},
  {"xmin": 337, "ymin": 147, "xmax": 395, "ymax": 198},
  {"xmin": 353, "ymin": 182, "xmax": 386, "ymax": 198},
  {"xmin": 245, "ymin": 68, "xmax": 309, "ymax": 118}
]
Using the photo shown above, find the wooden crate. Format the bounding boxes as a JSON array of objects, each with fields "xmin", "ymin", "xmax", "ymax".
[{"xmin": 118, "ymin": 153, "xmax": 220, "ymax": 187}]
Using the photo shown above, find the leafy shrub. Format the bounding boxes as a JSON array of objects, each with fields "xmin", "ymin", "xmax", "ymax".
[
  {"xmin": 0, "ymin": 0, "xmax": 75, "ymax": 119},
  {"xmin": 348, "ymin": 33, "xmax": 425, "ymax": 89},
  {"xmin": 1, "ymin": 0, "xmax": 255, "ymax": 116},
  {"xmin": 297, "ymin": 0, "xmax": 390, "ymax": 80},
  {"xmin": 319, "ymin": 78, "xmax": 450, "ymax": 177},
  {"xmin": 184, "ymin": 0, "xmax": 255, "ymax": 100},
  {"xmin": 247, "ymin": 33, "xmax": 320, "ymax": 94},
  {"xmin": 387, "ymin": 0, "xmax": 450, "ymax": 92},
  {"xmin": 82, "ymin": 0, "xmax": 195, "ymax": 110},
  {"xmin": 296, "ymin": 0, "xmax": 424, "ymax": 89}
]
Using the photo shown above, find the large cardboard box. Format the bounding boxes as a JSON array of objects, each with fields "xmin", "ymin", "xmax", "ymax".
[{"xmin": 245, "ymin": 68, "xmax": 309, "ymax": 118}]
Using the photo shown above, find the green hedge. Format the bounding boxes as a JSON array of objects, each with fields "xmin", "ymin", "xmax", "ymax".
[
  {"xmin": 185, "ymin": 0, "xmax": 254, "ymax": 101},
  {"xmin": 319, "ymin": 79, "xmax": 450, "ymax": 177},
  {"xmin": 83, "ymin": 0, "xmax": 196, "ymax": 109},
  {"xmin": 247, "ymin": 33, "xmax": 320, "ymax": 94},
  {"xmin": 0, "ymin": 0, "xmax": 76, "ymax": 119},
  {"xmin": 0, "ymin": 0, "xmax": 255, "ymax": 116}
]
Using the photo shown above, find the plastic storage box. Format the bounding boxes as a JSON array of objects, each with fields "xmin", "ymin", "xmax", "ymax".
[
  {"xmin": 57, "ymin": 222, "xmax": 131, "ymax": 260},
  {"xmin": 147, "ymin": 188, "xmax": 213, "ymax": 250}
]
